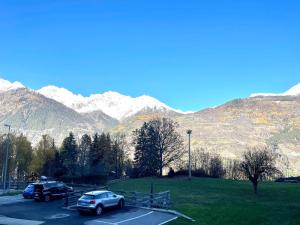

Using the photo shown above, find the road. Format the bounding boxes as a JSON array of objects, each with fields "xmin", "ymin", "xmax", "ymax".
[{"xmin": 0, "ymin": 196, "xmax": 177, "ymax": 225}]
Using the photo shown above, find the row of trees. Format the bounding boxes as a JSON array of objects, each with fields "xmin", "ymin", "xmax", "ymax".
[
  {"xmin": 0, "ymin": 132, "xmax": 130, "ymax": 184},
  {"xmin": 0, "ymin": 117, "xmax": 283, "ymax": 194},
  {"xmin": 131, "ymin": 118, "xmax": 283, "ymax": 194}
]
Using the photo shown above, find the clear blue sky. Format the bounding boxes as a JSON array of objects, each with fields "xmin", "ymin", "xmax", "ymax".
[{"xmin": 0, "ymin": 0, "xmax": 300, "ymax": 111}]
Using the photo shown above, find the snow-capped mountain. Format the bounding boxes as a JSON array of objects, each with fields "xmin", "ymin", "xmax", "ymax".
[
  {"xmin": 0, "ymin": 78, "xmax": 24, "ymax": 92},
  {"xmin": 0, "ymin": 78, "xmax": 189, "ymax": 120},
  {"xmin": 250, "ymin": 83, "xmax": 300, "ymax": 97},
  {"xmin": 37, "ymin": 86, "xmax": 186, "ymax": 120}
]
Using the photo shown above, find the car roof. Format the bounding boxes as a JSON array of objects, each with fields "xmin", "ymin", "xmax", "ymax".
[
  {"xmin": 32, "ymin": 181, "xmax": 60, "ymax": 185},
  {"xmin": 84, "ymin": 190, "xmax": 110, "ymax": 195}
]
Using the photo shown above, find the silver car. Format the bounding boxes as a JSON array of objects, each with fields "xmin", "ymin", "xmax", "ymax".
[{"xmin": 77, "ymin": 190, "xmax": 125, "ymax": 215}]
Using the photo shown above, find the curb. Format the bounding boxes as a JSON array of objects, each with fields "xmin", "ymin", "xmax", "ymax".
[{"xmin": 138, "ymin": 206, "xmax": 195, "ymax": 222}]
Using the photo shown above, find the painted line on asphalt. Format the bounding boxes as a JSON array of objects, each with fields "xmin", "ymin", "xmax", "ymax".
[
  {"xmin": 116, "ymin": 211, "xmax": 153, "ymax": 224},
  {"xmin": 94, "ymin": 211, "xmax": 154, "ymax": 225},
  {"xmin": 158, "ymin": 216, "xmax": 178, "ymax": 225}
]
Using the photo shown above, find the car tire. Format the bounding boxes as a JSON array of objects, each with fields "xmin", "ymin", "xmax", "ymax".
[
  {"xmin": 78, "ymin": 210, "xmax": 85, "ymax": 215},
  {"xmin": 95, "ymin": 205, "xmax": 103, "ymax": 216},
  {"xmin": 44, "ymin": 195, "xmax": 50, "ymax": 202},
  {"xmin": 118, "ymin": 199, "xmax": 125, "ymax": 209}
]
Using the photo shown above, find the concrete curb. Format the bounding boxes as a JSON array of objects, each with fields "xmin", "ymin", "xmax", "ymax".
[{"xmin": 138, "ymin": 206, "xmax": 195, "ymax": 222}]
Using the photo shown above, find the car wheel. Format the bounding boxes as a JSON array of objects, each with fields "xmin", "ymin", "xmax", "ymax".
[
  {"xmin": 95, "ymin": 205, "xmax": 103, "ymax": 216},
  {"xmin": 78, "ymin": 210, "xmax": 85, "ymax": 215},
  {"xmin": 118, "ymin": 199, "xmax": 125, "ymax": 209},
  {"xmin": 44, "ymin": 195, "xmax": 50, "ymax": 202}
]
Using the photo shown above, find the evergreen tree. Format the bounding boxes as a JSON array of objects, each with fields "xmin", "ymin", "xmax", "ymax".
[
  {"xmin": 89, "ymin": 133, "xmax": 106, "ymax": 175},
  {"xmin": 78, "ymin": 134, "xmax": 92, "ymax": 176},
  {"xmin": 133, "ymin": 122, "xmax": 160, "ymax": 177},
  {"xmin": 133, "ymin": 118, "xmax": 184, "ymax": 177},
  {"xmin": 60, "ymin": 132, "xmax": 78, "ymax": 177}
]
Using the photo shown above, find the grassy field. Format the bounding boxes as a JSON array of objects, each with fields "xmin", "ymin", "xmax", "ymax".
[{"xmin": 108, "ymin": 177, "xmax": 300, "ymax": 225}]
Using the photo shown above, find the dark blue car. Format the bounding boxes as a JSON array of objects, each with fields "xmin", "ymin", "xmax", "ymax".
[{"xmin": 23, "ymin": 183, "xmax": 34, "ymax": 199}]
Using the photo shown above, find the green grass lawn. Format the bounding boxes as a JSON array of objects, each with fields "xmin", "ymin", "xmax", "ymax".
[{"xmin": 108, "ymin": 177, "xmax": 300, "ymax": 225}]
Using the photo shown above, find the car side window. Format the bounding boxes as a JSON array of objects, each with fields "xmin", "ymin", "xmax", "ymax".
[
  {"xmin": 102, "ymin": 193, "xmax": 108, "ymax": 198},
  {"xmin": 107, "ymin": 192, "xmax": 113, "ymax": 198}
]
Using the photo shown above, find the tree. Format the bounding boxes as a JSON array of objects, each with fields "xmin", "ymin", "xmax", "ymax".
[
  {"xmin": 78, "ymin": 134, "xmax": 92, "ymax": 176},
  {"xmin": 30, "ymin": 135, "xmax": 56, "ymax": 176},
  {"xmin": 60, "ymin": 132, "xmax": 78, "ymax": 177},
  {"xmin": 240, "ymin": 146, "xmax": 282, "ymax": 194},
  {"xmin": 112, "ymin": 133, "xmax": 129, "ymax": 178},
  {"xmin": 133, "ymin": 122, "xmax": 159, "ymax": 177},
  {"xmin": 14, "ymin": 134, "xmax": 33, "ymax": 181},
  {"xmin": 88, "ymin": 133, "xmax": 112, "ymax": 176},
  {"xmin": 133, "ymin": 118, "xmax": 184, "ymax": 177},
  {"xmin": 209, "ymin": 155, "xmax": 225, "ymax": 178}
]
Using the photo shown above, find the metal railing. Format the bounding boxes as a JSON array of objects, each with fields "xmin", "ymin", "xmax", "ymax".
[
  {"xmin": 63, "ymin": 186, "xmax": 107, "ymax": 207},
  {"xmin": 111, "ymin": 190, "xmax": 171, "ymax": 209}
]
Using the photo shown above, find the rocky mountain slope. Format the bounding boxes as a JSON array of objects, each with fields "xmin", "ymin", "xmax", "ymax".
[
  {"xmin": 114, "ymin": 96, "xmax": 300, "ymax": 175},
  {"xmin": 0, "ymin": 78, "xmax": 300, "ymax": 174},
  {"xmin": 0, "ymin": 88, "xmax": 114, "ymax": 145}
]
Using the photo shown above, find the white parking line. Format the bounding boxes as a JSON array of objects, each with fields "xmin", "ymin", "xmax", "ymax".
[
  {"xmin": 117, "ymin": 211, "xmax": 153, "ymax": 224},
  {"xmin": 94, "ymin": 211, "xmax": 154, "ymax": 225},
  {"xmin": 158, "ymin": 216, "xmax": 178, "ymax": 225}
]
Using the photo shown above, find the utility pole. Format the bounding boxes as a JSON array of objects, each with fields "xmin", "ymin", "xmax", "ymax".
[
  {"xmin": 187, "ymin": 129, "xmax": 192, "ymax": 180},
  {"xmin": 3, "ymin": 124, "xmax": 11, "ymax": 191}
]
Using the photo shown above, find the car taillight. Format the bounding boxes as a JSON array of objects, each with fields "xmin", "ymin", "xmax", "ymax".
[{"xmin": 89, "ymin": 200, "xmax": 96, "ymax": 204}]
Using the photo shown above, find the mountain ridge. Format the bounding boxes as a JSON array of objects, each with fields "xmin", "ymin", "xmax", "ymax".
[{"xmin": 1, "ymin": 78, "xmax": 300, "ymax": 175}]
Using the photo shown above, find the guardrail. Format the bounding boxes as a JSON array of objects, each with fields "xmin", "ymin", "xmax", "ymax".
[
  {"xmin": 63, "ymin": 186, "xmax": 107, "ymax": 207},
  {"xmin": 111, "ymin": 190, "xmax": 171, "ymax": 209}
]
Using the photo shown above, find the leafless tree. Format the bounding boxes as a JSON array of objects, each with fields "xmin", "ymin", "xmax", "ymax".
[{"xmin": 240, "ymin": 146, "xmax": 282, "ymax": 194}]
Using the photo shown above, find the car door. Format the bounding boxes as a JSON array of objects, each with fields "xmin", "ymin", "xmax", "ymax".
[
  {"xmin": 107, "ymin": 192, "xmax": 118, "ymax": 207},
  {"xmin": 100, "ymin": 193, "xmax": 109, "ymax": 207}
]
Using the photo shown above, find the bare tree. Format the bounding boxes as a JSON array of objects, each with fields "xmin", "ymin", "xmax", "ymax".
[{"xmin": 240, "ymin": 146, "xmax": 282, "ymax": 194}]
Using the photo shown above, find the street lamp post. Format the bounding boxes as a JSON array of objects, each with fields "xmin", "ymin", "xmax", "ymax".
[
  {"xmin": 3, "ymin": 124, "xmax": 11, "ymax": 191},
  {"xmin": 187, "ymin": 129, "xmax": 192, "ymax": 180}
]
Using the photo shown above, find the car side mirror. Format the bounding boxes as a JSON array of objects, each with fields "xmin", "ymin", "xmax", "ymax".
[{"xmin": 113, "ymin": 194, "xmax": 117, "ymax": 198}]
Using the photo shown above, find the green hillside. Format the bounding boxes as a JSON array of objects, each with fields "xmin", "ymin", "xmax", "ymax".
[{"xmin": 109, "ymin": 177, "xmax": 300, "ymax": 225}]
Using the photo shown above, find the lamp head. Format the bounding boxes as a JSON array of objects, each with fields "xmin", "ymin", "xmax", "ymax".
[{"xmin": 186, "ymin": 129, "xmax": 192, "ymax": 135}]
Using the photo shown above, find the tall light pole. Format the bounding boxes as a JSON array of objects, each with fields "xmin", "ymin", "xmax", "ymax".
[
  {"xmin": 187, "ymin": 129, "xmax": 192, "ymax": 180},
  {"xmin": 3, "ymin": 124, "xmax": 11, "ymax": 191}
]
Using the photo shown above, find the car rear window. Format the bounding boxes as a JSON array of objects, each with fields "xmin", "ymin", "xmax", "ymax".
[{"xmin": 81, "ymin": 195, "xmax": 95, "ymax": 200}]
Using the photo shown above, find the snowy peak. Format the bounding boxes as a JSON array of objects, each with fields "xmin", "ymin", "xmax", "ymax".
[
  {"xmin": 250, "ymin": 83, "xmax": 300, "ymax": 97},
  {"xmin": 37, "ymin": 85, "xmax": 86, "ymax": 110},
  {"xmin": 284, "ymin": 83, "xmax": 300, "ymax": 96},
  {"xmin": 37, "ymin": 86, "xmax": 186, "ymax": 120},
  {"xmin": 0, "ymin": 78, "xmax": 24, "ymax": 92}
]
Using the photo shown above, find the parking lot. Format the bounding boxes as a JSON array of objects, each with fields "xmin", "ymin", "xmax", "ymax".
[{"xmin": 0, "ymin": 196, "xmax": 178, "ymax": 225}]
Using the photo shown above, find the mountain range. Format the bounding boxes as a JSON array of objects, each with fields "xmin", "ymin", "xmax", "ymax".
[{"xmin": 0, "ymin": 78, "xmax": 300, "ymax": 175}]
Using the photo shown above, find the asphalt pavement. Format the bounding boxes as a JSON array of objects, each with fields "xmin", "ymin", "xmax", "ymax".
[{"xmin": 0, "ymin": 197, "xmax": 178, "ymax": 225}]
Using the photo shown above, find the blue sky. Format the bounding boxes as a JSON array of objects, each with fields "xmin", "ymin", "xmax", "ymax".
[{"xmin": 0, "ymin": 0, "xmax": 300, "ymax": 111}]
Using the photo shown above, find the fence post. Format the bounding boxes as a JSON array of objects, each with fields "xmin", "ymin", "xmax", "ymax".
[
  {"xmin": 150, "ymin": 183, "xmax": 154, "ymax": 208},
  {"xmin": 65, "ymin": 192, "xmax": 69, "ymax": 207}
]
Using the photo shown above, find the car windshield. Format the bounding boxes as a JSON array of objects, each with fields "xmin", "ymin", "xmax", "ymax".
[{"xmin": 81, "ymin": 194, "xmax": 95, "ymax": 200}]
